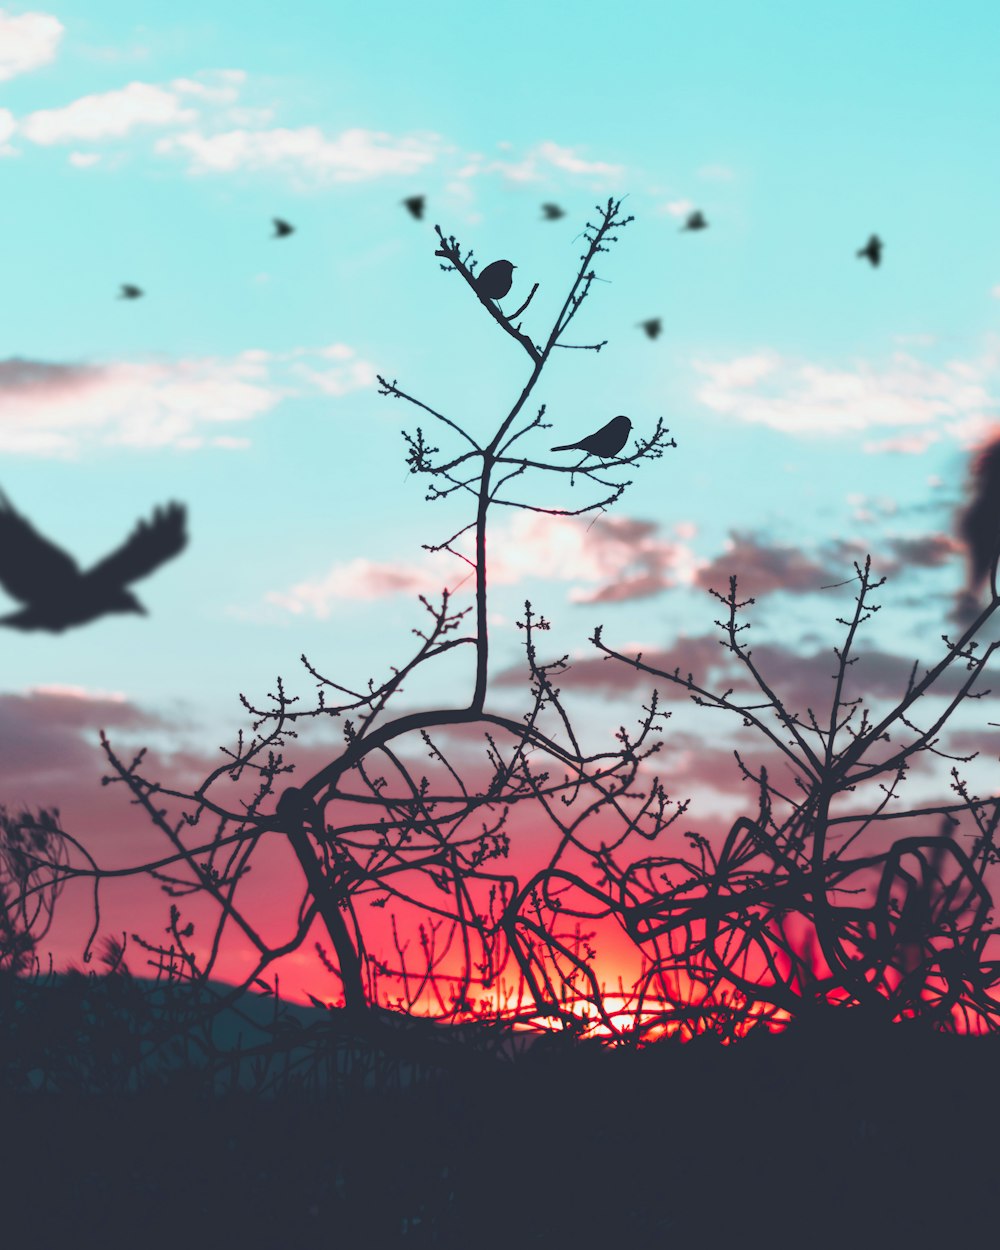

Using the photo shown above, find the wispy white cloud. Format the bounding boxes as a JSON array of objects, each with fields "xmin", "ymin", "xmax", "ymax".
[
  {"xmin": 20, "ymin": 81, "xmax": 195, "ymax": 145},
  {"xmin": 693, "ymin": 347, "xmax": 1000, "ymax": 446},
  {"xmin": 0, "ymin": 8, "xmax": 63, "ymax": 82},
  {"xmin": 459, "ymin": 140, "xmax": 624, "ymax": 187},
  {"xmin": 157, "ymin": 124, "xmax": 441, "ymax": 180},
  {"xmin": 0, "ymin": 343, "xmax": 377, "ymax": 456},
  {"xmin": 658, "ymin": 199, "xmax": 696, "ymax": 219}
]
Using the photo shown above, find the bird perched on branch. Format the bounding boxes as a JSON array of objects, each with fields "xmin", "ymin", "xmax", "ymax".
[
  {"xmin": 272, "ymin": 217, "xmax": 295, "ymax": 238},
  {"xmin": 552, "ymin": 415, "xmax": 632, "ymax": 458},
  {"xmin": 0, "ymin": 493, "xmax": 187, "ymax": 632},
  {"xmin": 638, "ymin": 318, "xmax": 662, "ymax": 340},
  {"xmin": 476, "ymin": 259, "xmax": 516, "ymax": 301},
  {"xmin": 857, "ymin": 234, "xmax": 883, "ymax": 267},
  {"xmin": 541, "ymin": 203, "xmax": 566, "ymax": 220},
  {"xmin": 402, "ymin": 195, "xmax": 425, "ymax": 220},
  {"xmin": 118, "ymin": 284, "xmax": 143, "ymax": 300},
  {"xmin": 681, "ymin": 210, "xmax": 708, "ymax": 231}
]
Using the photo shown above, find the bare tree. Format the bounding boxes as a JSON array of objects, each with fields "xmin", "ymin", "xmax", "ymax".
[{"xmin": 24, "ymin": 199, "xmax": 683, "ymax": 1043}]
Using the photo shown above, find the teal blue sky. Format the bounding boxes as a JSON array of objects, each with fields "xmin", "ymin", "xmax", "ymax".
[{"xmin": 3, "ymin": 0, "xmax": 1000, "ymax": 782}]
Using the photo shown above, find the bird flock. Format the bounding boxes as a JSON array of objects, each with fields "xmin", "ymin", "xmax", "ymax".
[{"xmin": 0, "ymin": 197, "xmax": 888, "ymax": 633}]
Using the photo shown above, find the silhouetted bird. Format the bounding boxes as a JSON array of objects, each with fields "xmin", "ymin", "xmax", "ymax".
[
  {"xmin": 476, "ymin": 259, "xmax": 516, "ymax": 301},
  {"xmin": 541, "ymin": 203, "xmax": 566, "ymax": 220},
  {"xmin": 957, "ymin": 437, "xmax": 1000, "ymax": 618},
  {"xmin": 118, "ymin": 284, "xmax": 143, "ymax": 300},
  {"xmin": 403, "ymin": 195, "xmax": 425, "ymax": 220},
  {"xmin": 638, "ymin": 318, "xmax": 662, "ymax": 340},
  {"xmin": 857, "ymin": 234, "xmax": 883, "ymax": 267},
  {"xmin": 552, "ymin": 415, "xmax": 632, "ymax": 458},
  {"xmin": 681, "ymin": 210, "xmax": 708, "ymax": 231},
  {"xmin": 0, "ymin": 493, "xmax": 187, "ymax": 632},
  {"xmin": 272, "ymin": 218, "xmax": 295, "ymax": 238}
]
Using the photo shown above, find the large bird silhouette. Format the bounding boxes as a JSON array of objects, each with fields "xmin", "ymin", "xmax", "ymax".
[
  {"xmin": 0, "ymin": 493, "xmax": 187, "ymax": 632},
  {"xmin": 957, "ymin": 437, "xmax": 1000, "ymax": 619}
]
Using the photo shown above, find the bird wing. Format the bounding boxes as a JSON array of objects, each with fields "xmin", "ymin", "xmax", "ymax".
[
  {"xmin": 87, "ymin": 502, "xmax": 187, "ymax": 588},
  {"xmin": 0, "ymin": 492, "xmax": 79, "ymax": 605}
]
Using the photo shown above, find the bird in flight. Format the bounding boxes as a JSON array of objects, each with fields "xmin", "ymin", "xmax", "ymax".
[
  {"xmin": 857, "ymin": 234, "xmax": 883, "ymax": 267},
  {"xmin": 476, "ymin": 259, "xmax": 516, "ymax": 301},
  {"xmin": 681, "ymin": 210, "xmax": 708, "ymax": 231},
  {"xmin": 402, "ymin": 195, "xmax": 425, "ymax": 220},
  {"xmin": 118, "ymin": 284, "xmax": 143, "ymax": 300},
  {"xmin": 541, "ymin": 203, "xmax": 566, "ymax": 220},
  {"xmin": 0, "ymin": 493, "xmax": 187, "ymax": 632},
  {"xmin": 956, "ymin": 437, "xmax": 1000, "ymax": 620},
  {"xmin": 552, "ymin": 415, "xmax": 632, "ymax": 459},
  {"xmin": 272, "ymin": 218, "xmax": 295, "ymax": 238},
  {"xmin": 638, "ymin": 318, "xmax": 662, "ymax": 340}
]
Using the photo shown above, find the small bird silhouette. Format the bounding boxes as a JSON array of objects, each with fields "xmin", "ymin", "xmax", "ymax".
[
  {"xmin": 681, "ymin": 210, "xmax": 708, "ymax": 231},
  {"xmin": 272, "ymin": 217, "xmax": 295, "ymax": 238},
  {"xmin": 857, "ymin": 234, "xmax": 883, "ymax": 267},
  {"xmin": 118, "ymin": 284, "xmax": 143, "ymax": 300},
  {"xmin": 403, "ymin": 195, "xmax": 425, "ymax": 220},
  {"xmin": 476, "ymin": 259, "xmax": 516, "ymax": 301},
  {"xmin": 0, "ymin": 493, "xmax": 187, "ymax": 632},
  {"xmin": 551, "ymin": 415, "xmax": 632, "ymax": 458},
  {"xmin": 638, "ymin": 318, "xmax": 662, "ymax": 340},
  {"xmin": 541, "ymin": 203, "xmax": 566, "ymax": 220},
  {"xmin": 957, "ymin": 437, "xmax": 1000, "ymax": 618}
]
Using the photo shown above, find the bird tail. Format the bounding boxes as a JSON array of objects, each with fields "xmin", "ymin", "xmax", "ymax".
[{"xmin": 550, "ymin": 443, "xmax": 577, "ymax": 452}]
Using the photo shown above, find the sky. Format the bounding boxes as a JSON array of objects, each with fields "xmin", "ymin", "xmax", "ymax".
[{"xmin": 4, "ymin": 1, "xmax": 1000, "ymax": 1002}]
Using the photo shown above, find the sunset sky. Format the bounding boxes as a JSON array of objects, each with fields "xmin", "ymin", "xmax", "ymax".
[{"xmin": 4, "ymin": 1, "xmax": 1000, "ymax": 998}]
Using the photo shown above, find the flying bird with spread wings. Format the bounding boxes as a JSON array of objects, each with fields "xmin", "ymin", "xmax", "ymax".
[{"xmin": 0, "ymin": 493, "xmax": 187, "ymax": 633}]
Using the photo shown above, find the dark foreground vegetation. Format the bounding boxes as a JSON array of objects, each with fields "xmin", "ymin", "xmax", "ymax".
[{"xmin": 2, "ymin": 976, "xmax": 998, "ymax": 1249}]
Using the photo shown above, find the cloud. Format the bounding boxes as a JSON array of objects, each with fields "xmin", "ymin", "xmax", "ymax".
[
  {"xmin": 266, "ymin": 559, "xmax": 442, "ymax": 617},
  {"xmin": 0, "ymin": 107, "xmax": 15, "ymax": 155},
  {"xmin": 692, "ymin": 348, "xmax": 1000, "ymax": 443},
  {"xmin": 488, "ymin": 513, "xmax": 704, "ymax": 603},
  {"xmin": 157, "ymin": 124, "xmax": 441, "ymax": 180},
  {"xmin": 694, "ymin": 531, "xmax": 841, "ymax": 596},
  {"xmin": 659, "ymin": 199, "xmax": 696, "ymax": 219},
  {"xmin": 511, "ymin": 631, "xmax": 978, "ymax": 722},
  {"xmin": 0, "ymin": 8, "xmax": 63, "ymax": 82},
  {"xmin": 20, "ymin": 81, "xmax": 195, "ymax": 145},
  {"xmin": 0, "ymin": 344, "xmax": 376, "ymax": 456},
  {"xmin": 0, "ymin": 686, "xmax": 162, "ymax": 788},
  {"xmin": 265, "ymin": 512, "xmax": 703, "ymax": 618},
  {"xmin": 459, "ymin": 140, "xmax": 623, "ymax": 187}
]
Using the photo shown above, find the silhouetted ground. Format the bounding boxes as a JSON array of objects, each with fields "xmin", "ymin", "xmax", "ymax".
[{"xmin": 1, "ymin": 1008, "xmax": 997, "ymax": 1248}]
